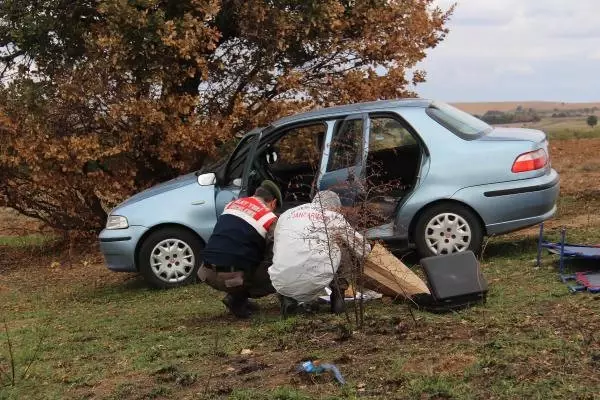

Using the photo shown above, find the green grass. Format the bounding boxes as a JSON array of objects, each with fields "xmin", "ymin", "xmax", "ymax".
[
  {"xmin": 230, "ymin": 387, "xmax": 323, "ymax": 400},
  {"xmin": 0, "ymin": 234, "xmax": 55, "ymax": 248},
  {"xmin": 547, "ymin": 128, "xmax": 600, "ymax": 141},
  {"xmin": 1, "ymin": 202, "xmax": 600, "ymax": 399},
  {"xmin": 496, "ymin": 115, "xmax": 600, "ymax": 140}
]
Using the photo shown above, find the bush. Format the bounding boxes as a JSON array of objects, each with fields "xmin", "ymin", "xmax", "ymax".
[
  {"xmin": 0, "ymin": 0, "xmax": 452, "ymax": 232},
  {"xmin": 480, "ymin": 110, "xmax": 541, "ymax": 125}
]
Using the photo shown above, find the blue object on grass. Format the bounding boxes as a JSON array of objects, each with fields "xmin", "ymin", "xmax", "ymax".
[
  {"xmin": 298, "ymin": 361, "xmax": 346, "ymax": 385},
  {"xmin": 575, "ymin": 271, "xmax": 600, "ymax": 293},
  {"xmin": 560, "ymin": 272, "xmax": 600, "ymax": 293},
  {"xmin": 537, "ymin": 223, "xmax": 600, "ymax": 276},
  {"xmin": 537, "ymin": 223, "xmax": 600, "ymax": 291},
  {"xmin": 544, "ymin": 243, "xmax": 600, "ymax": 258}
]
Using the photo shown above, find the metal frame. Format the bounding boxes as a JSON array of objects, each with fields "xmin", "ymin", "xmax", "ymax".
[{"xmin": 536, "ymin": 222, "xmax": 600, "ymax": 293}]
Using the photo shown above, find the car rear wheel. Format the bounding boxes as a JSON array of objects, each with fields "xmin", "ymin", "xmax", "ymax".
[
  {"xmin": 138, "ymin": 227, "xmax": 203, "ymax": 289},
  {"xmin": 414, "ymin": 203, "xmax": 483, "ymax": 258}
]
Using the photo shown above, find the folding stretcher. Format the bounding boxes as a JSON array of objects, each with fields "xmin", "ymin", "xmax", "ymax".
[{"xmin": 537, "ymin": 223, "xmax": 600, "ymax": 293}]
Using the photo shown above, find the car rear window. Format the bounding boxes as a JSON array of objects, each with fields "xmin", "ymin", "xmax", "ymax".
[{"xmin": 426, "ymin": 102, "xmax": 492, "ymax": 140}]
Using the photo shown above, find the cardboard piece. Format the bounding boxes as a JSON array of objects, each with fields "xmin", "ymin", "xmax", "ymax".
[{"xmin": 363, "ymin": 244, "xmax": 431, "ymax": 298}]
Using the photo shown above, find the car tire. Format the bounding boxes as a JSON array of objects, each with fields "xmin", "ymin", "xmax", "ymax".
[
  {"xmin": 414, "ymin": 203, "xmax": 483, "ymax": 259},
  {"xmin": 138, "ymin": 227, "xmax": 204, "ymax": 289}
]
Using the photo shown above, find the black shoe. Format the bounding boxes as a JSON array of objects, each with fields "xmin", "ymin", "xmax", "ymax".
[
  {"xmin": 278, "ymin": 295, "xmax": 298, "ymax": 319},
  {"xmin": 222, "ymin": 294, "xmax": 251, "ymax": 319},
  {"xmin": 330, "ymin": 287, "xmax": 346, "ymax": 315}
]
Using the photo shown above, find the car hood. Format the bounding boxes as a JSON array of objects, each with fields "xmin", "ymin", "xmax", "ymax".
[
  {"xmin": 481, "ymin": 127, "xmax": 546, "ymax": 143},
  {"xmin": 117, "ymin": 172, "xmax": 201, "ymax": 208}
]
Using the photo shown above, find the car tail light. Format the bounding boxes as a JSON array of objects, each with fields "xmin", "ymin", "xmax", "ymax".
[{"xmin": 511, "ymin": 149, "xmax": 548, "ymax": 173}]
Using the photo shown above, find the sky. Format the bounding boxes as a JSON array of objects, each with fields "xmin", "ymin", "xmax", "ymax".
[{"xmin": 414, "ymin": 0, "xmax": 600, "ymax": 102}]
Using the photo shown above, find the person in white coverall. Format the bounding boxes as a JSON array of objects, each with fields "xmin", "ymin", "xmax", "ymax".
[{"xmin": 268, "ymin": 190, "xmax": 371, "ymax": 316}]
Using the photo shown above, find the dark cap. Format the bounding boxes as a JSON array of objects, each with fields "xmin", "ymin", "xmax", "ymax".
[{"xmin": 258, "ymin": 180, "xmax": 282, "ymax": 207}]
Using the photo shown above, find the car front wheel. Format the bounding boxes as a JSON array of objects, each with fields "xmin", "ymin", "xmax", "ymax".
[
  {"xmin": 414, "ymin": 203, "xmax": 483, "ymax": 258},
  {"xmin": 138, "ymin": 227, "xmax": 203, "ymax": 289}
]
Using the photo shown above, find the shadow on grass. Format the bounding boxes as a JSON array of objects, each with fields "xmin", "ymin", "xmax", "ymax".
[
  {"xmin": 551, "ymin": 258, "xmax": 600, "ymax": 275},
  {"xmin": 182, "ymin": 313, "xmax": 241, "ymax": 327},
  {"xmin": 118, "ymin": 275, "xmax": 153, "ymax": 291},
  {"xmin": 71, "ymin": 274, "xmax": 157, "ymax": 303},
  {"xmin": 392, "ymin": 236, "xmax": 542, "ymax": 266},
  {"xmin": 482, "ymin": 236, "xmax": 540, "ymax": 260},
  {"xmin": 179, "ymin": 307, "xmax": 285, "ymax": 333}
]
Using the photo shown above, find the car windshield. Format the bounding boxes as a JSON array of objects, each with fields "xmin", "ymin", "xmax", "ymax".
[{"xmin": 427, "ymin": 102, "xmax": 492, "ymax": 139}]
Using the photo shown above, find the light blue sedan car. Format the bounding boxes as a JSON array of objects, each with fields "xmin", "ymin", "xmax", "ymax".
[{"xmin": 99, "ymin": 99, "xmax": 559, "ymax": 288}]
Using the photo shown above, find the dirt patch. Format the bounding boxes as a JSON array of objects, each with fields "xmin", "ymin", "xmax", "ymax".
[
  {"xmin": 152, "ymin": 365, "xmax": 198, "ymax": 386},
  {"xmin": 0, "ymin": 244, "xmax": 133, "ymax": 298},
  {"xmin": 229, "ymin": 357, "xmax": 271, "ymax": 376},
  {"xmin": 550, "ymin": 138, "xmax": 600, "ymax": 195},
  {"xmin": 72, "ymin": 371, "xmax": 158, "ymax": 400},
  {"xmin": 510, "ymin": 212, "xmax": 600, "ymax": 239},
  {"xmin": 0, "ymin": 207, "xmax": 48, "ymax": 236},
  {"xmin": 402, "ymin": 353, "xmax": 477, "ymax": 376},
  {"xmin": 199, "ymin": 351, "xmax": 303, "ymax": 396}
]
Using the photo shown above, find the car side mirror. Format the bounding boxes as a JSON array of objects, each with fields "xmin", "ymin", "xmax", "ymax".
[{"xmin": 197, "ymin": 172, "xmax": 216, "ymax": 186}]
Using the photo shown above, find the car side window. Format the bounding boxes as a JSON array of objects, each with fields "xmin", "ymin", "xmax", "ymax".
[
  {"xmin": 326, "ymin": 118, "xmax": 363, "ymax": 172},
  {"xmin": 369, "ymin": 117, "xmax": 416, "ymax": 152},
  {"xmin": 275, "ymin": 124, "xmax": 325, "ymax": 169},
  {"xmin": 366, "ymin": 115, "xmax": 420, "ymax": 203}
]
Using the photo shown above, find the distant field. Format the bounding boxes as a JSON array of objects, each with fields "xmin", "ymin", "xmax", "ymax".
[
  {"xmin": 452, "ymin": 101, "xmax": 600, "ymax": 140},
  {"xmin": 453, "ymin": 101, "xmax": 600, "ymax": 115},
  {"xmin": 497, "ymin": 117, "xmax": 600, "ymax": 139}
]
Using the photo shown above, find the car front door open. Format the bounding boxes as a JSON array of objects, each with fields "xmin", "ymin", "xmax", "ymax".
[{"xmin": 317, "ymin": 113, "xmax": 369, "ymax": 207}]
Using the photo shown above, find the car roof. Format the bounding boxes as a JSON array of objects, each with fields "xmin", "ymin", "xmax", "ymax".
[{"xmin": 271, "ymin": 98, "xmax": 433, "ymax": 127}]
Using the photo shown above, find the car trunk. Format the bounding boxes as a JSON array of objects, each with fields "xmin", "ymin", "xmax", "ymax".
[
  {"xmin": 482, "ymin": 127, "xmax": 546, "ymax": 143},
  {"xmin": 479, "ymin": 127, "xmax": 551, "ymax": 178},
  {"xmin": 482, "ymin": 127, "xmax": 549, "ymax": 157}
]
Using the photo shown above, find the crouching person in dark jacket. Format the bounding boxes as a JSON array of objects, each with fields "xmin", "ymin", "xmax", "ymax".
[{"xmin": 197, "ymin": 180, "xmax": 282, "ymax": 318}]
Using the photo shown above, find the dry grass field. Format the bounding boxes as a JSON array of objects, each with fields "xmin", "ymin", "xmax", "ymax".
[
  {"xmin": 0, "ymin": 208, "xmax": 46, "ymax": 236},
  {"xmin": 453, "ymin": 101, "xmax": 600, "ymax": 115},
  {"xmin": 1, "ymin": 113, "xmax": 600, "ymax": 400}
]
